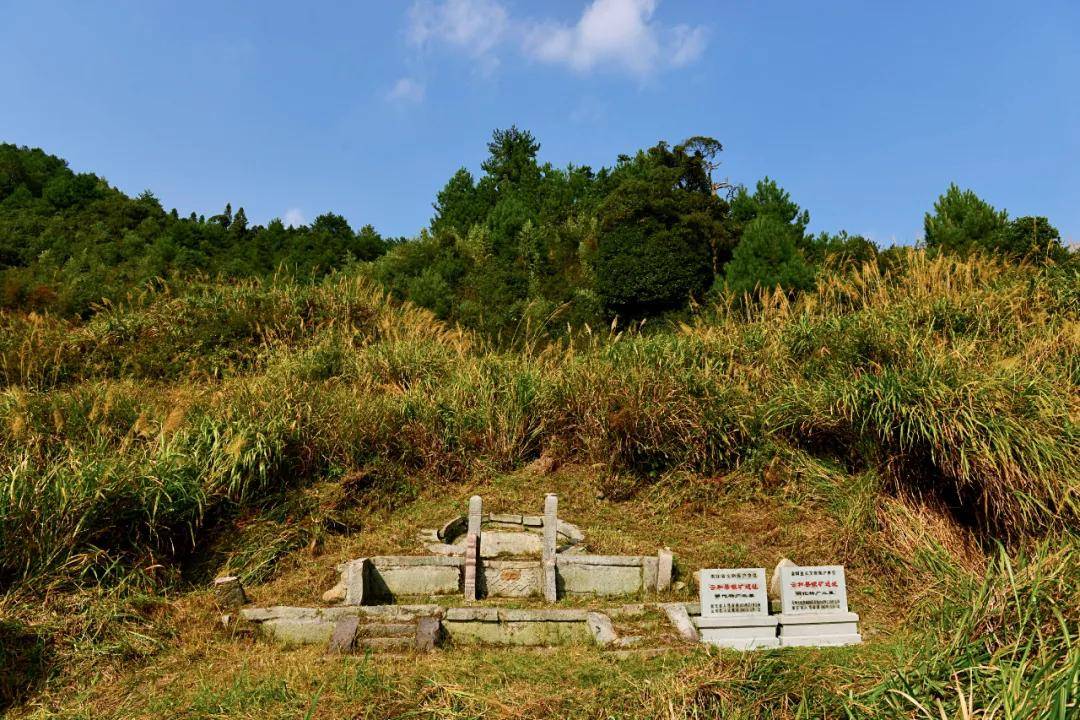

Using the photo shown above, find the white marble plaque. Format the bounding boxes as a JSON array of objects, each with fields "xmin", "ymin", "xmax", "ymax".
[
  {"xmin": 779, "ymin": 565, "xmax": 848, "ymax": 614},
  {"xmin": 698, "ymin": 568, "xmax": 768, "ymax": 617}
]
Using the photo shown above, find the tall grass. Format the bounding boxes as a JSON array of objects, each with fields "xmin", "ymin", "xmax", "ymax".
[{"xmin": 0, "ymin": 255, "xmax": 1076, "ymax": 588}]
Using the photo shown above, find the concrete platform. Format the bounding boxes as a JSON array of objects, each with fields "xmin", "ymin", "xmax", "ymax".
[{"xmin": 694, "ymin": 614, "xmax": 780, "ymax": 650}]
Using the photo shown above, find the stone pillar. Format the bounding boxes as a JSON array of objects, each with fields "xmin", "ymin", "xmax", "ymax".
[
  {"xmin": 464, "ymin": 495, "xmax": 482, "ymax": 600},
  {"xmin": 542, "ymin": 493, "xmax": 558, "ymax": 603},
  {"xmin": 657, "ymin": 548, "xmax": 674, "ymax": 592}
]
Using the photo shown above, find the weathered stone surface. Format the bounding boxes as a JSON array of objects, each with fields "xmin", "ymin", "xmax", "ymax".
[
  {"xmin": 322, "ymin": 581, "xmax": 347, "ymax": 604},
  {"xmin": 657, "ymin": 549, "xmax": 674, "ymax": 592},
  {"xmin": 558, "ymin": 562, "xmax": 644, "ymax": 597},
  {"xmin": 356, "ymin": 637, "xmax": 413, "ymax": 651},
  {"xmin": 356, "ymin": 622, "xmax": 414, "ymax": 638},
  {"xmin": 213, "ymin": 576, "xmax": 247, "ymax": 611},
  {"xmin": 322, "ymin": 604, "xmax": 442, "ymax": 622},
  {"xmin": 479, "ymin": 531, "xmax": 544, "ymax": 558},
  {"xmin": 556, "ymin": 519, "xmax": 584, "ymax": 543},
  {"xmin": 463, "ymin": 533, "xmax": 478, "ymax": 600},
  {"xmin": 262, "ymin": 619, "xmax": 336, "ymax": 646},
  {"xmin": 498, "ymin": 608, "xmax": 589, "ymax": 622},
  {"xmin": 467, "ymin": 496, "xmax": 483, "ymax": 536},
  {"xmin": 369, "ymin": 564, "xmax": 461, "ymax": 598},
  {"xmin": 661, "ymin": 603, "xmax": 699, "ymax": 642},
  {"xmin": 614, "ymin": 635, "xmax": 643, "ymax": 648},
  {"xmin": 542, "ymin": 494, "xmax": 558, "ymax": 603},
  {"xmin": 557, "ymin": 555, "xmax": 648, "ymax": 566},
  {"xmin": 416, "ymin": 616, "xmax": 441, "ymax": 652},
  {"xmin": 586, "ymin": 612, "xmax": 618, "ymax": 648},
  {"xmin": 426, "ymin": 543, "xmax": 465, "ymax": 556},
  {"xmin": 488, "ymin": 513, "xmax": 522, "ymax": 524},
  {"xmin": 241, "ymin": 606, "xmax": 321, "ymax": 622},
  {"xmin": 479, "ymin": 560, "xmax": 542, "ymax": 597},
  {"xmin": 371, "ymin": 556, "xmax": 464, "ymax": 567},
  {"xmin": 443, "ymin": 619, "xmax": 591, "ymax": 646},
  {"xmin": 522, "ymin": 515, "xmax": 543, "ymax": 527},
  {"xmin": 607, "ymin": 603, "xmax": 646, "ymax": 619},
  {"xmin": 445, "ymin": 607, "xmax": 500, "ymax": 622},
  {"xmin": 642, "ymin": 556, "xmax": 659, "ymax": 591},
  {"xmin": 769, "ymin": 558, "xmax": 795, "ymax": 602},
  {"xmin": 327, "ymin": 616, "xmax": 359, "ymax": 654},
  {"xmin": 340, "ymin": 558, "xmax": 369, "ymax": 606},
  {"xmin": 438, "ymin": 515, "xmax": 467, "ymax": 541}
]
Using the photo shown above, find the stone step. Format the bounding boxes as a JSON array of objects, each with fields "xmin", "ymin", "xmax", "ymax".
[
  {"xmin": 356, "ymin": 622, "xmax": 416, "ymax": 639},
  {"xmin": 355, "ymin": 636, "xmax": 414, "ymax": 651}
]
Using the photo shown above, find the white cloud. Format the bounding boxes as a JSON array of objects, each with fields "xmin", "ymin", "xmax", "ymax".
[
  {"xmin": 405, "ymin": 0, "xmax": 706, "ymax": 78},
  {"xmin": 667, "ymin": 23, "xmax": 708, "ymax": 67},
  {"xmin": 283, "ymin": 208, "xmax": 306, "ymax": 228},
  {"xmin": 526, "ymin": 0, "xmax": 707, "ymax": 77},
  {"xmin": 388, "ymin": 76, "xmax": 426, "ymax": 104},
  {"xmin": 408, "ymin": 0, "xmax": 508, "ymax": 72}
]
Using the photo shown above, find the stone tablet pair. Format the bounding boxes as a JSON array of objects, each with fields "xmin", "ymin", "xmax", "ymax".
[{"xmin": 696, "ymin": 565, "xmax": 862, "ymax": 650}]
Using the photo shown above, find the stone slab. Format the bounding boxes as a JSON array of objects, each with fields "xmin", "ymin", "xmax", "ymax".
[
  {"xmin": 558, "ymin": 562, "xmax": 643, "ymax": 597},
  {"xmin": 522, "ymin": 515, "xmax": 543, "ymax": 527},
  {"xmin": 699, "ymin": 568, "xmax": 768, "ymax": 618},
  {"xmin": 699, "ymin": 627, "xmax": 781, "ymax": 650},
  {"xmin": 370, "ymin": 555, "xmax": 464, "ymax": 567},
  {"xmin": 261, "ymin": 619, "xmax": 336, "ymax": 646},
  {"xmin": 489, "ymin": 513, "xmax": 522, "ymax": 524},
  {"xmin": 371, "ymin": 564, "xmax": 461, "ymax": 597},
  {"xmin": 416, "ymin": 616, "xmax": 441, "ymax": 652},
  {"xmin": 779, "ymin": 633, "xmax": 862, "ymax": 647},
  {"xmin": 326, "ymin": 616, "xmax": 359, "ymax": 654},
  {"xmin": 479, "ymin": 531, "xmax": 544, "ymax": 558},
  {"xmin": 661, "ymin": 603, "xmax": 699, "ymax": 642},
  {"xmin": 779, "ymin": 565, "xmax": 849, "ymax": 615},
  {"xmin": 695, "ymin": 615, "xmax": 780, "ymax": 630},
  {"xmin": 586, "ymin": 612, "xmax": 618, "ymax": 648},
  {"xmin": 443, "ymin": 619, "xmax": 592, "ymax": 646},
  {"xmin": 557, "ymin": 555, "xmax": 649, "ymax": 566},
  {"xmin": 642, "ymin": 556, "xmax": 659, "ymax": 591},
  {"xmin": 445, "ymin": 607, "xmax": 501, "ymax": 622},
  {"xmin": 356, "ymin": 623, "xmax": 414, "ymax": 638},
  {"xmin": 356, "ymin": 637, "xmax": 413, "ymax": 651},
  {"xmin": 657, "ymin": 549, "xmax": 673, "ymax": 592},
  {"xmin": 479, "ymin": 560, "xmax": 542, "ymax": 598}
]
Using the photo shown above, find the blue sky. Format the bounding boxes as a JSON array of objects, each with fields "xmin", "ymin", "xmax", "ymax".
[{"xmin": 2, "ymin": 0, "xmax": 1078, "ymax": 245}]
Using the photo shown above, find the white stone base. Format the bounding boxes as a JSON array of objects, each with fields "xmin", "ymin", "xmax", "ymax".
[
  {"xmin": 694, "ymin": 615, "xmax": 780, "ymax": 650},
  {"xmin": 777, "ymin": 612, "xmax": 862, "ymax": 647}
]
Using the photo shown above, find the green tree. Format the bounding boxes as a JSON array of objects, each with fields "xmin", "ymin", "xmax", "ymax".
[
  {"xmin": 431, "ymin": 168, "xmax": 488, "ymax": 238},
  {"xmin": 594, "ymin": 142, "xmax": 725, "ymax": 315},
  {"xmin": 994, "ymin": 216, "xmax": 1067, "ymax": 262},
  {"xmin": 724, "ymin": 215, "xmax": 815, "ymax": 297},
  {"xmin": 923, "ymin": 184, "xmax": 1008, "ymax": 256},
  {"xmin": 481, "ymin": 126, "xmax": 541, "ymax": 190},
  {"xmin": 729, "ymin": 177, "xmax": 809, "ymax": 243}
]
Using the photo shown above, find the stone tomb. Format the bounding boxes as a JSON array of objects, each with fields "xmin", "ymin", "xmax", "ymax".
[
  {"xmin": 776, "ymin": 565, "xmax": 862, "ymax": 647},
  {"xmin": 322, "ymin": 494, "xmax": 673, "ymax": 604},
  {"xmin": 694, "ymin": 567, "xmax": 779, "ymax": 650}
]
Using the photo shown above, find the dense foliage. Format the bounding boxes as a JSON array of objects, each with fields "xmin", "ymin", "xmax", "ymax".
[
  {"xmin": 3, "ymin": 135, "xmax": 1074, "ymax": 337},
  {"xmin": 0, "ymin": 144, "xmax": 387, "ymax": 316}
]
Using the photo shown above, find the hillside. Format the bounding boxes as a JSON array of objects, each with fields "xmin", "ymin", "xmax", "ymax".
[{"xmin": 1, "ymin": 248, "xmax": 1077, "ymax": 718}]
